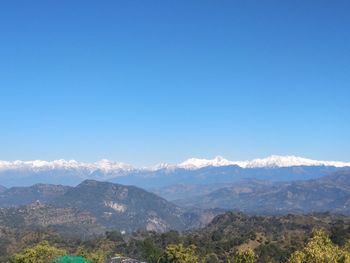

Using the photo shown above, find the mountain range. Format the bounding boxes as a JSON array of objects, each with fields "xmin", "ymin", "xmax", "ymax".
[
  {"xmin": 1, "ymin": 155, "xmax": 350, "ymax": 239},
  {"xmin": 2, "ymin": 169, "xmax": 350, "ymax": 238},
  {"xmin": 0, "ymin": 180, "xmax": 219, "ymax": 235},
  {"xmin": 2, "ymin": 155, "xmax": 349, "ymax": 171},
  {"xmin": 1, "ymin": 155, "xmax": 349, "ymax": 188},
  {"xmin": 174, "ymin": 170, "xmax": 350, "ymax": 215}
]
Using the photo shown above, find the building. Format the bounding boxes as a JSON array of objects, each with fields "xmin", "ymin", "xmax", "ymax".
[{"xmin": 108, "ymin": 256, "xmax": 146, "ymax": 263}]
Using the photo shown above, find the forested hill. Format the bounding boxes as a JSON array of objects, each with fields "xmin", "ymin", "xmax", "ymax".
[
  {"xmin": 3, "ymin": 211, "xmax": 350, "ymax": 263},
  {"xmin": 0, "ymin": 180, "xmax": 219, "ymax": 235}
]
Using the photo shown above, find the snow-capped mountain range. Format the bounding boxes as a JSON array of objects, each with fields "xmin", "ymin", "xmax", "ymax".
[
  {"xmin": 176, "ymin": 155, "xmax": 350, "ymax": 169},
  {"xmin": 1, "ymin": 155, "xmax": 349, "ymax": 173},
  {"xmin": 0, "ymin": 155, "xmax": 349, "ymax": 188},
  {"xmin": 0, "ymin": 159, "xmax": 134, "ymax": 173}
]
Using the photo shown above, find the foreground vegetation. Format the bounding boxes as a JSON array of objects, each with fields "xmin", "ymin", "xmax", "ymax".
[
  {"xmin": 2, "ymin": 212, "xmax": 350, "ymax": 262},
  {"xmin": 8, "ymin": 230, "xmax": 350, "ymax": 263}
]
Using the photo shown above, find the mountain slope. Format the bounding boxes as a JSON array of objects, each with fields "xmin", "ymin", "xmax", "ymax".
[
  {"xmin": 0, "ymin": 202, "xmax": 104, "ymax": 238},
  {"xmin": 175, "ymin": 171, "xmax": 350, "ymax": 214},
  {"xmin": 0, "ymin": 180, "xmax": 218, "ymax": 232},
  {"xmin": 51, "ymin": 180, "xmax": 218, "ymax": 232},
  {"xmin": 0, "ymin": 185, "xmax": 6, "ymax": 193},
  {"xmin": 0, "ymin": 184, "xmax": 71, "ymax": 207},
  {"xmin": 52, "ymin": 180, "xmax": 190, "ymax": 232}
]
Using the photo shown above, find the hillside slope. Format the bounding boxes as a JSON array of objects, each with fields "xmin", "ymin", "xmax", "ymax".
[
  {"xmin": 0, "ymin": 184, "xmax": 71, "ymax": 207},
  {"xmin": 0, "ymin": 180, "xmax": 218, "ymax": 233},
  {"xmin": 175, "ymin": 171, "xmax": 350, "ymax": 214}
]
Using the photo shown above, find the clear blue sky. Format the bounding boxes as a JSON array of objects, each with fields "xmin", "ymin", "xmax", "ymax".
[{"xmin": 0, "ymin": 1, "xmax": 349, "ymax": 165}]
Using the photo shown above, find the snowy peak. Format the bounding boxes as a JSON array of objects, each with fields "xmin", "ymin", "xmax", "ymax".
[
  {"xmin": 148, "ymin": 162, "xmax": 174, "ymax": 171},
  {"xmin": 177, "ymin": 156, "xmax": 237, "ymax": 169},
  {"xmin": 242, "ymin": 155, "xmax": 350, "ymax": 168},
  {"xmin": 0, "ymin": 155, "xmax": 349, "ymax": 173},
  {"xmin": 175, "ymin": 155, "xmax": 350, "ymax": 169},
  {"xmin": 93, "ymin": 159, "xmax": 134, "ymax": 172},
  {"xmin": 0, "ymin": 159, "xmax": 134, "ymax": 173}
]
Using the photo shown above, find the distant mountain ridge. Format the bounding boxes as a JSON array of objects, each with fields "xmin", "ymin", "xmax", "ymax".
[
  {"xmin": 1, "ymin": 155, "xmax": 349, "ymax": 187},
  {"xmin": 176, "ymin": 155, "xmax": 350, "ymax": 169},
  {"xmin": 0, "ymin": 185, "xmax": 6, "ymax": 192},
  {"xmin": 1, "ymin": 155, "xmax": 349, "ymax": 172},
  {"xmin": 0, "ymin": 184, "xmax": 71, "ymax": 207}
]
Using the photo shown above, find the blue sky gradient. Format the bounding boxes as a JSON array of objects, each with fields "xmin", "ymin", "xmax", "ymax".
[{"xmin": 0, "ymin": 1, "xmax": 349, "ymax": 165}]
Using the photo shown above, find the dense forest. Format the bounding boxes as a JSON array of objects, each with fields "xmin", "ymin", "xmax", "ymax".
[{"xmin": 2, "ymin": 212, "xmax": 350, "ymax": 262}]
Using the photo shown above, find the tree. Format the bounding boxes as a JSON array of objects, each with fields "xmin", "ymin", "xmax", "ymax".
[
  {"xmin": 160, "ymin": 244, "xmax": 199, "ymax": 263},
  {"xmin": 76, "ymin": 247, "xmax": 105, "ymax": 263},
  {"xmin": 233, "ymin": 248, "xmax": 256, "ymax": 263},
  {"xmin": 203, "ymin": 253, "xmax": 220, "ymax": 263},
  {"xmin": 105, "ymin": 231, "xmax": 124, "ymax": 242},
  {"xmin": 141, "ymin": 238, "xmax": 163, "ymax": 263},
  {"xmin": 288, "ymin": 229, "xmax": 350, "ymax": 263},
  {"xmin": 11, "ymin": 241, "xmax": 66, "ymax": 263}
]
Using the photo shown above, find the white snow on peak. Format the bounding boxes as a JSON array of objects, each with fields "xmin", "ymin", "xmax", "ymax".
[
  {"xmin": 173, "ymin": 155, "xmax": 350, "ymax": 169},
  {"xmin": 0, "ymin": 155, "xmax": 349, "ymax": 173},
  {"xmin": 0, "ymin": 159, "xmax": 134, "ymax": 173},
  {"xmin": 241, "ymin": 155, "xmax": 350, "ymax": 168},
  {"xmin": 0, "ymin": 160, "xmax": 82, "ymax": 170},
  {"xmin": 93, "ymin": 159, "xmax": 134, "ymax": 172},
  {"xmin": 177, "ymin": 156, "xmax": 241, "ymax": 169},
  {"xmin": 148, "ymin": 162, "xmax": 174, "ymax": 171}
]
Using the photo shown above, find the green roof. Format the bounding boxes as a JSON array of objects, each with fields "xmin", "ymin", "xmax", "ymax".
[{"xmin": 53, "ymin": 256, "xmax": 91, "ymax": 263}]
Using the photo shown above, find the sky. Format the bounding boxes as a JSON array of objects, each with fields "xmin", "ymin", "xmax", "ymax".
[{"xmin": 0, "ymin": 0, "xmax": 349, "ymax": 165}]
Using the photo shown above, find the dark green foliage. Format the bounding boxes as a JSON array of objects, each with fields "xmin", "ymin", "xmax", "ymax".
[
  {"xmin": 140, "ymin": 238, "xmax": 163, "ymax": 263},
  {"xmin": 10, "ymin": 241, "xmax": 66, "ymax": 263},
  {"xmin": 330, "ymin": 220, "xmax": 350, "ymax": 246},
  {"xmin": 3, "ymin": 212, "xmax": 350, "ymax": 263},
  {"xmin": 256, "ymin": 243, "xmax": 289, "ymax": 263},
  {"xmin": 105, "ymin": 231, "xmax": 124, "ymax": 242},
  {"xmin": 158, "ymin": 244, "xmax": 199, "ymax": 263}
]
